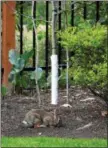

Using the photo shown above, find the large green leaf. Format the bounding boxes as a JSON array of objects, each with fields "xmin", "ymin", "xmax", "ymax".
[
  {"xmin": 30, "ymin": 68, "xmax": 43, "ymax": 80},
  {"xmin": 21, "ymin": 50, "xmax": 33, "ymax": 64},
  {"xmin": 15, "ymin": 58, "xmax": 25, "ymax": 71},
  {"xmin": 9, "ymin": 49, "xmax": 19, "ymax": 65}
]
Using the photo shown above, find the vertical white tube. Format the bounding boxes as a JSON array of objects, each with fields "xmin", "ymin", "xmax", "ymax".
[{"xmin": 51, "ymin": 55, "xmax": 58, "ymax": 105}]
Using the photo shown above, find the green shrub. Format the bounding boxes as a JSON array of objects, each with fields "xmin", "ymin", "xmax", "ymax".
[{"xmin": 58, "ymin": 21, "xmax": 107, "ymax": 89}]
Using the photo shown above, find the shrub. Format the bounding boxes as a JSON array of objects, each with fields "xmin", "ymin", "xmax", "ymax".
[
  {"xmin": 8, "ymin": 49, "xmax": 33, "ymax": 91},
  {"xmin": 57, "ymin": 21, "xmax": 107, "ymax": 89}
]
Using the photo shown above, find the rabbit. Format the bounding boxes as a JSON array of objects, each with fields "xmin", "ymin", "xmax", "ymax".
[
  {"xmin": 40, "ymin": 109, "xmax": 62, "ymax": 128},
  {"xmin": 22, "ymin": 109, "xmax": 62, "ymax": 128},
  {"xmin": 22, "ymin": 109, "xmax": 42, "ymax": 128}
]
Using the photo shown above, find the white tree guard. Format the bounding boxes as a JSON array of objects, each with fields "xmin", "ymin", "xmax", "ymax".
[{"xmin": 51, "ymin": 55, "xmax": 58, "ymax": 105}]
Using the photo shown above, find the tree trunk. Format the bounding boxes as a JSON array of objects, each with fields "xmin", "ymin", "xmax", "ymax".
[
  {"xmin": 52, "ymin": 1, "xmax": 58, "ymax": 55},
  {"xmin": 32, "ymin": 1, "xmax": 41, "ymax": 107},
  {"xmin": 51, "ymin": 1, "xmax": 58, "ymax": 105}
]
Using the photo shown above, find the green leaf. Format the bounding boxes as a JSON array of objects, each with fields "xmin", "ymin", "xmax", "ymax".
[
  {"xmin": 15, "ymin": 58, "xmax": 25, "ymax": 71},
  {"xmin": 1, "ymin": 86, "xmax": 7, "ymax": 96},
  {"xmin": 21, "ymin": 50, "xmax": 33, "ymax": 64},
  {"xmin": 30, "ymin": 68, "xmax": 43, "ymax": 80},
  {"xmin": 21, "ymin": 79, "xmax": 28, "ymax": 88},
  {"xmin": 8, "ymin": 72, "xmax": 16, "ymax": 84},
  {"xmin": 9, "ymin": 49, "xmax": 19, "ymax": 65}
]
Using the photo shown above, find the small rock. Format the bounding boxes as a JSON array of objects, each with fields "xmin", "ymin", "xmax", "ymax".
[
  {"xmin": 69, "ymin": 100, "xmax": 73, "ymax": 103},
  {"xmin": 75, "ymin": 93, "xmax": 82, "ymax": 97},
  {"xmin": 38, "ymin": 132, "xmax": 42, "ymax": 136},
  {"xmin": 80, "ymin": 97, "xmax": 95, "ymax": 102},
  {"xmin": 76, "ymin": 117, "xmax": 82, "ymax": 122},
  {"xmin": 63, "ymin": 96, "xmax": 68, "ymax": 98},
  {"xmin": 61, "ymin": 104, "xmax": 72, "ymax": 108},
  {"xmin": 23, "ymin": 106, "xmax": 26, "ymax": 109},
  {"xmin": 11, "ymin": 116, "xmax": 15, "ymax": 119},
  {"xmin": 4, "ymin": 103, "xmax": 7, "ymax": 106},
  {"xmin": 101, "ymin": 111, "xmax": 108, "ymax": 117},
  {"xmin": 71, "ymin": 96, "xmax": 75, "ymax": 99}
]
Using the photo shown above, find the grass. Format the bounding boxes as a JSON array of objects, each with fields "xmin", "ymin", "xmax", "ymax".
[{"xmin": 1, "ymin": 137, "xmax": 107, "ymax": 147}]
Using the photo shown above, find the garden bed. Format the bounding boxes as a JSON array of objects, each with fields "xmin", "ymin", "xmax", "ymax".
[{"xmin": 1, "ymin": 86, "xmax": 107, "ymax": 138}]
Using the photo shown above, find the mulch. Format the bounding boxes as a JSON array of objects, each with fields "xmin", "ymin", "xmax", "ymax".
[{"xmin": 1, "ymin": 86, "xmax": 107, "ymax": 138}]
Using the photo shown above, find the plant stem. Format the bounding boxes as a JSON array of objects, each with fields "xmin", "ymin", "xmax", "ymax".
[
  {"xmin": 66, "ymin": 50, "xmax": 69, "ymax": 104},
  {"xmin": 64, "ymin": 1, "xmax": 69, "ymax": 104}
]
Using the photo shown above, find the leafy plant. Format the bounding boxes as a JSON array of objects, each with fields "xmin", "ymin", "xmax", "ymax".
[
  {"xmin": 30, "ymin": 70, "xmax": 50, "ymax": 89},
  {"xmin": 8, "ymin": 49, "xmax": 33, "ymax": 90},
  {"xmin": 38, "ymin": 31, "xmax": 45, "ymax": 41},
  {"xmin": 30, "ymin": 68, "xmax": 43, "ymax": 80},
  {"xmin": 1, "ymin": 85, "xmax": 7, "ymax": 96},
  {"xmin": 57, "ymin": 21, "xmax": 107, "ymax": 89}
]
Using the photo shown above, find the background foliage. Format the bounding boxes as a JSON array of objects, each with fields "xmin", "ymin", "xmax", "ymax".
[{"xmin": 9, "ymin": 1, "xmax": 107, "ymax": 92}]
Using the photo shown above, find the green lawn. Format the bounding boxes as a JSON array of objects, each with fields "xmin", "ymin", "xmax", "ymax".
[{"xmin": 1, "ymin": 137, "xmax": 107, "ymax": 147}]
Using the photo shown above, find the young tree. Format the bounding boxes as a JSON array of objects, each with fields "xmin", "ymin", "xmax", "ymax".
[
  {"xmin": 32, "ymin": 1, "xmax": 41, "ymax": 106},
  {"xmin": 51, "ymin": 1, "xmax": 58, "ymax": 105}
]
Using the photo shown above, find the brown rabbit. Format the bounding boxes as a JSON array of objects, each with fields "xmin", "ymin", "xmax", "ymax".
[
  {"xmin": 22, "ymin": 109, "xmax": 42, "ymax": 128},
  {"xmin": 22, "ymin": 109, "xmax": 62, "ymax": 128}
]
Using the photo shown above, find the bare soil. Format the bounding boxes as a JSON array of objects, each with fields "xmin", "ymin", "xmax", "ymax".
[{"xmin": 1, "ymin": 86, "xmax": 107, "ymax": 138}]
